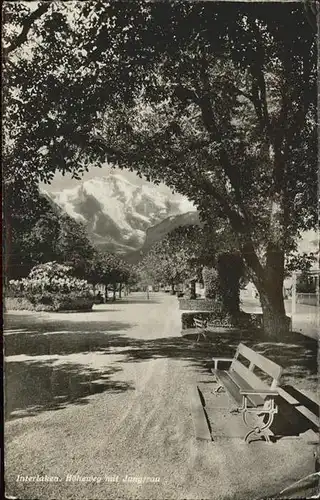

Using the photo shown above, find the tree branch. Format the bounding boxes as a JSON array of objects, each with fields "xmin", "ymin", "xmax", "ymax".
[
  {"xmin": 5, "ymin": 3, "xmax": 52, "ymax": 54},
  {"xmin": 199, "ymin": 177, "xmax": 246, "ymax": 233},
  {"xmin": 246, "ymin": 21, "xmax": 272, "ymax": 142},
  {"xmin": 197, "ymin": 54, "xmax": 251, "ymax": 227}
]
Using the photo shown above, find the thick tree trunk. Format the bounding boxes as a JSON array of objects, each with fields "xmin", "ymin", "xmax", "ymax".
[
  {"xmin": 242, "ymin": 241, "xmax": 289, "ymax": 338},
  {"xmin": 255, "ymin": 248, "xmax": 289, "ymax": 338},
  {"xmin": 112, "ymin": 284, "xmax": 116, "ymax": 301},
  {"xmin": 217, "ymin": 253, "xmax": 242, "ymax": 316},
  {"xmin": 104, "ymin": 283, "xmax": 109, "ymax": 303},
  {"xmin": 261, "ymin": 244, "xmax": 289, "ymax": 337},
  {"xmin": 258, "ymin": 282, "xmax": 289, "ymax": 337},
  {"xmin": 119, "ymin": 282, "xmax": 122, "ymax": 299},
  {"xmin": 190, "ymin": 281, "xmax": 196, "ymax": 300}
]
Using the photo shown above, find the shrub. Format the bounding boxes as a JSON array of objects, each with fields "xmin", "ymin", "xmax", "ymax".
[
  {"xmin": 50, "ymin": 293, "xmax": 94, "ymax": 311},
  {"xmin": 8, "ymin": 262, "xmax": 93, "ymax": 295},
  {"xmin": 5, "ymin": 297, "xmax": 35, "ymax": 311},
  {"xmin": 7, "ymin": 262, "xmax": 94, "ymax": 312},
  {"xmin": 181, "ymin": 311, "xmax": 262, "ymax": 330},
  {"xmin": 27, "ymin": 292, "xmax": 54, "ymax": 305},
  {"xmin": 178, "ymin": 298, "xmax": 223, "ymax": 312},
  {"xmin": 5, "ymin": 293, "xmax": 94, "ymax": 312},
  {"xmin": 180, "ymin": 311, "xmax": 291, "ymax": 331},
  {"xmin": 28, "ymin": 291, "xmax": 93, "ymax": 311},
  {"xmin": 202, "ymin": 267, "xmax": 221, "ymax": 300}
]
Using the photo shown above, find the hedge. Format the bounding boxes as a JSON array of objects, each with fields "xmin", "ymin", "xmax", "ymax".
[
  {"xmin": 178, "ymin": 298, "xmax": 223, "ymax": 311},
  {"xmin": 181, "ymin": 311, "xmax": 253, "ymax": 330},
  {"xmin": 5, "ymin": 293, "xmax": 94, "ymax": 312},
  {"xmin": 181, "ymin": 311, "xmax": 291, "ymax": 331}
]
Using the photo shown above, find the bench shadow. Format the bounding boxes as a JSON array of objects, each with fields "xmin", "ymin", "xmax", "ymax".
[{"xmin": 269, "ymin": 385, "xmax": 319, "ymax": 440}]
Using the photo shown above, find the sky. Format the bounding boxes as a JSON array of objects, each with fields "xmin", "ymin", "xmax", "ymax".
[{"xmin": 39, "ymin": 163, "xmax": 176, "ymax": 195}]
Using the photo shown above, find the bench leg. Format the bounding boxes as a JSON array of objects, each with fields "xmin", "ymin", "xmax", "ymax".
[
  {"xmin": 213, "ymin": 384, "xmax": 225, "ymax": 394},
  {"xmin": 241, "ymin": 397, "xmax": 277, "ymax": 444},
  {"xmin": 243, "ymin": 421, "xmax": 272, "ymax": 444},
  {"xmin": 196, "ymin": 331, "xmax": 207, "ymax": 342}
]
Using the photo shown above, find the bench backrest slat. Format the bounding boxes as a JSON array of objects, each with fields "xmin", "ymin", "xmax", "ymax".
[
  {"xmin": 194, "ymin": 319, "xmax": 205, "ymax": 328},
  {"xmin": 230, "ymin": 360, "xmax": 270, "ymax": 390},
  {"xmin": 231, "ymin": 343, "xmax": 282, "ymax": 388}
]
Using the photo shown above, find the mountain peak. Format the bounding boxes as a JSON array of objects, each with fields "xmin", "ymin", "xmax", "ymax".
[{"xmin": 42, "ymin": 173, "xmax": 197, "ymax": 255}]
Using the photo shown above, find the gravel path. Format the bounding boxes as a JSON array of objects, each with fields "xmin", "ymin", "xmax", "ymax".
[{"xmin": 4, "ymin": 293, "xmax": 317, "ymax": 499}]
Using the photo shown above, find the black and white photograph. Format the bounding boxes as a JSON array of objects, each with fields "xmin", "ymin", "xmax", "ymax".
[{"xmin": 2, "ymin": 1, "xmax": 319, "ymax": 498}]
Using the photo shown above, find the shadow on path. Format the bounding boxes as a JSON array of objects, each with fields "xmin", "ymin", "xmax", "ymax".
[
  {"xmin": 5, "ymin": 359, "xmax": 134, "ymax": 420},
  {"xmin": 5, "ymin": 327, "xmax": 133, "ymax": 357},
  {"xmin": 5, "ymin": 325, "xmax": 317, "ymax": 384},
  {"xmin": 4, "ymin": 316, "xmax": 317, "ymax": 421}
]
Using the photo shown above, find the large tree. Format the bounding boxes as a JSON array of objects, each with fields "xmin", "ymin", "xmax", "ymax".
[
  {"xmin": 3, "ymin": 2, "xmax": 317, "ymax": 337},
  {"xmin": 137, "ymin": 236, "xmax": 195, "ymax": 293},
  {"xmin": 3, "ymin": 179, "xmax": 95, "ymax": 280}
]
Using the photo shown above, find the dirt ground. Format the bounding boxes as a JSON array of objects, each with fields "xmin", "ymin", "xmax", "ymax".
[{"xmin": 4, "ymin": 293, "xmax": 319, "ymax": 499}]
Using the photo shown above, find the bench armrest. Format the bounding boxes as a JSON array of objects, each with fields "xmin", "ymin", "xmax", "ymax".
[
  {"xmin": 212, "ymin": 358, "xmax": 233, "ymax": 370},
  {"xmin": 240, "ymin": 389, "xmax": 279, "ymax": 396}
]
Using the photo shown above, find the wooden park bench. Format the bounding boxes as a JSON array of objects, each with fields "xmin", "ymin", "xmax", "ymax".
[
  {"xmin": 193, "ymin": 318, "xmax": 208, "ymax": 342},
  {"xmin": 211, "ymin": 343, "xmax": 283, "ymax": 443}
]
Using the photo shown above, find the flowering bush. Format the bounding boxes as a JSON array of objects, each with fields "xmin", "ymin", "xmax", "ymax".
[
  {"xmin": 9, "ymin": 262, "xmax": 92, "ymax": 295},
  {"xmin": 7, "ymin": 262, "xmax": 94, "ymax": 311}
]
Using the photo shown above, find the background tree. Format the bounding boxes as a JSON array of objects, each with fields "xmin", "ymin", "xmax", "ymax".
[
  {"xmin": 3, "ymin": 180, "xmax": 96, "ymax": 280},
  {"xmin": 139, "ymin": 223, "xmax": 244, "ymax": 313},
  {"xmin": 56, "ymin": 215, "xmax": 95, "ymax": 277},
  {"xmin": 138, "ymin": 234, "xmax": 197, "ymax": 293}
]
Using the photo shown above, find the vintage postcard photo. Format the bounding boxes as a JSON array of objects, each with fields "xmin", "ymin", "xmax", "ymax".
[{"xmin": 3, "ymin": 1, "xmax": 319, "ymax": 499}]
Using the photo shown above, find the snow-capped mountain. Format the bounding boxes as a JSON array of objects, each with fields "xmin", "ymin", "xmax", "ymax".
[
  {"xmin": 125, "ymin": 211, "xmax": 201, "ymax": 263},
  {"xmin": 42, "ymin": 173, "xmax": 197, "ymax": 254}
]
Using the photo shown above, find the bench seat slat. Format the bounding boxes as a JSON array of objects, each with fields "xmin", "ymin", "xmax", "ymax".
[
  {"xmin": 213, "ymin": 370, "xmax": 243, "ymax": 405},
  {"xmin": 229, "ymin": 370, "xmax": 265, "ymax": 407},
  {"xmin": 214, "ymin": 370, "xmax": 265, "ymax": 407}
]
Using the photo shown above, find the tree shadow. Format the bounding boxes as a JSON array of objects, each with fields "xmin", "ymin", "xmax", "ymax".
[
  {"xmin": 4, "ymin": 316, "xmax": 317, "ymax": 423},
  {"xmin": 97, "ymin": 328, "xmax": 318, "ymax": 391},
  {"xmin": 5, "ymin": 330, "xmax": 134, "ymax": 357},
  {"xmin": 5, "ymin": 358, "xmax": 134, "ymax": 421},
  {"xmin": 7, "ymin": 324, "xmax": 314, "ymax": 386},
  {"xmin": 252, "ymin": 330, "xmax": 318, "ymax": 389}
]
